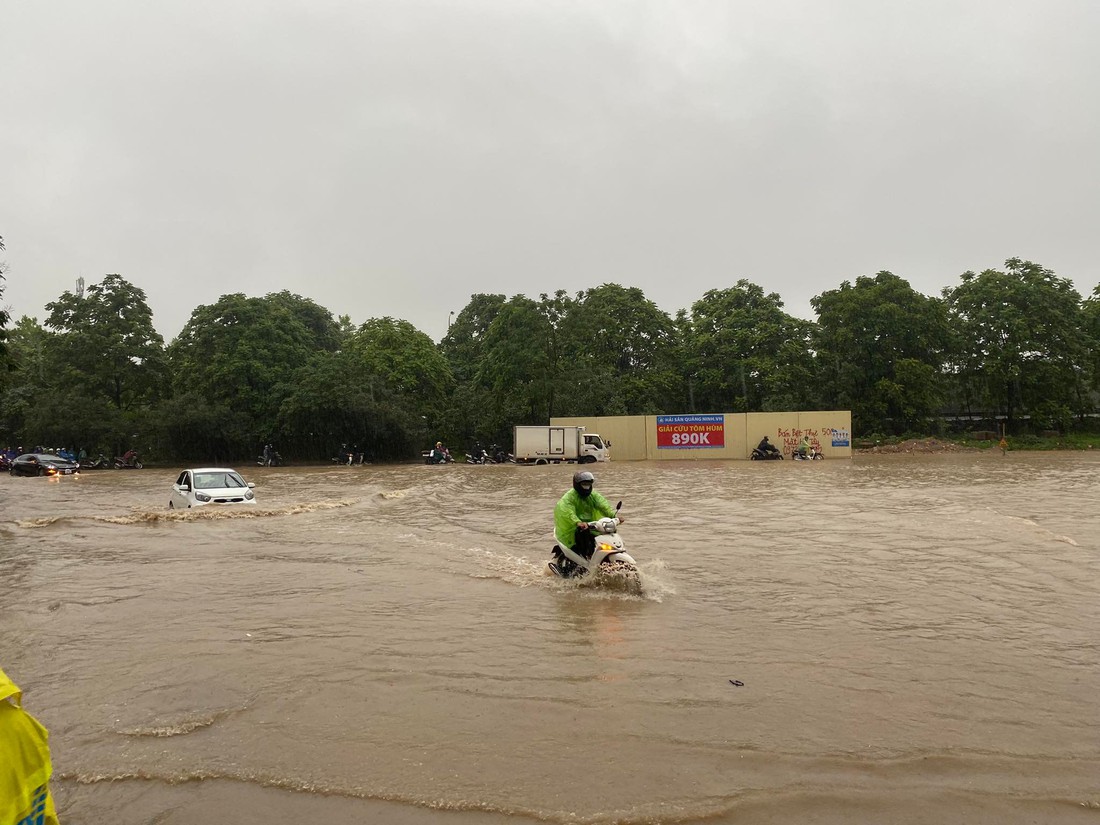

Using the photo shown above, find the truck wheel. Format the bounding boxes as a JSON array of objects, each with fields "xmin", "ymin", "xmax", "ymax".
[{"xmin": 535, "ymin": 458, "xmax": 548, "ymax": 465}]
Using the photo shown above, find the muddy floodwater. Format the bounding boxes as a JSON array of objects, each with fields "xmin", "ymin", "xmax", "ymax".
[{"xmin": 2, "ymin": 453, "xmax": 1098, "ymax": 824}]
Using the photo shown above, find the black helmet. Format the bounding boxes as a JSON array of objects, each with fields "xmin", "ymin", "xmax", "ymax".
[{"xmin": 572, "ymin": 470, "xmax": 595, "ymax": 497}]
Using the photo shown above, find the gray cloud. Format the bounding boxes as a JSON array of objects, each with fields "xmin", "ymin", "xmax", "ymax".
[{"xmin": 2, "ymin": 0, "xmax": 1098, "ymax": 342}]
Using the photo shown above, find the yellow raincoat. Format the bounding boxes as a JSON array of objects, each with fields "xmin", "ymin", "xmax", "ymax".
[{"xmin": 0, "ymin": 667, "xmax": 59, "ymax": 825}]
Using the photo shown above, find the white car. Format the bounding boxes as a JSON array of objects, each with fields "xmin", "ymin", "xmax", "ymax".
[{"xmin": 169, "ymin": 467, "xmax": 257, "ymax": 509}]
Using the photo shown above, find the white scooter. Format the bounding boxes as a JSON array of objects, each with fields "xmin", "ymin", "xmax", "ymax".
[
  {"xmin": 548, "ymin": 501, "xmax": 639, "ymax": 583},
  {"xmin": 792, "ymin": 446, "xmax": 824, "ymax": 460}
]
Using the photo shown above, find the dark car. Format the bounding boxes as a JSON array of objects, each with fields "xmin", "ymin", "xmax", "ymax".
[{"xmin": 8, "ymin": 453, "xmax": 81, "ymax": 477}]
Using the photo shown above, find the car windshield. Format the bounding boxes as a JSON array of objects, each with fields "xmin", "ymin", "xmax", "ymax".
[{"xmin": 193, "ymin": 472, "xmax": 246, "ymax": 490}]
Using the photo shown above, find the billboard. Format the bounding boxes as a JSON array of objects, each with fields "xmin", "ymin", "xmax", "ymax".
[{"xmin": 656, "ymin": 414, "xmax": 725, "ymax": 449}]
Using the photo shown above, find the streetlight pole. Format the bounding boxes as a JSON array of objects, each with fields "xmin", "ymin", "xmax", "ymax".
[{"xmin": 448, "ymin": 311, "xmax": 455, "ymax": 330}]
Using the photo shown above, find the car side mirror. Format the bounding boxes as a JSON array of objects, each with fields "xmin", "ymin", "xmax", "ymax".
[
  {"xmin": 179, "ymin": 484, "xmax": 190, "ymax": 492},
  {"xmin": 247, "ymin": 482, "xmax": 256, "ymax": 489}
]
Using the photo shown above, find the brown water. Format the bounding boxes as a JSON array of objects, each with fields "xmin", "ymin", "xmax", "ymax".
[{"xmin": 2, "ymin": 454, "xmax": 1098, "ymax": 824}]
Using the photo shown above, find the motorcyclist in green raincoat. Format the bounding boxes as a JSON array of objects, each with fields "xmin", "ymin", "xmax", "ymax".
[{"xmin": 554, "ymin": 470, "xmax": 623, "ymax": 559}]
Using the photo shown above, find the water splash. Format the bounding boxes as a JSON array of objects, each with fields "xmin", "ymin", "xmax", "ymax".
[
  {"xmin": 462, "ymin": 546, "xmax": 673, "ymax": 602},
  {"xmin": 15, "ymin": 516, "xmax": 68, "ymax": 528},
  {"xmin": 15, "ymin": 501, "xmax": 356, "ymax": 527},
  {"xmin": 115, "ymin": 705, "xmax": 245, "ymax": 737}
]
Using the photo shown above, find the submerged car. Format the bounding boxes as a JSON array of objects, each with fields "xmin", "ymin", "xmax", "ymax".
[
  {"xmin": 169, "ymin": 468, "xmax": 257, "ymax": 509},
  {"xmin": 8, "ymin": 453, "xmax": 81, "ymax": 477}
]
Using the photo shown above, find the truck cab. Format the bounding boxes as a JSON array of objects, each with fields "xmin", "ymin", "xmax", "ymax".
[{"xmin": 583, "ymin": 433, "xmax": 609, "ymax": 462}]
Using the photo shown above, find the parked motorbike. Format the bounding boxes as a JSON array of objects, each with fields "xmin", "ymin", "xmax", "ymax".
[
  {"xmin": 332, "ymin": 449, "xmax": 367, "ymax": 465},
  {"xmin": 548, "ymin": 501, "xmax": 640, "ymax": 589},
  {"xmin": 466, "ymin": 449, "xmax": 494, "ymax": 465},
  {"xmin": 81, "ymin": 454, "xmax": 111, "ymax": 469},
  {"xmin": 750, "ymin": 447, "xmax": 783, "ymax": 460}
]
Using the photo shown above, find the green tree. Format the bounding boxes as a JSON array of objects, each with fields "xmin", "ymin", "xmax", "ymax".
[
  {"xmin": 812, "ymin": 272, "xmax": 950, "ymax": 434},
  {"xmin": 564, "ymin": 284, "xmax": 681, "ymax": 415},
  {"xmin": 167, "ymin": 291, "xmax": 341, "ymax": 456},
  {"xmin": 478, "ymin": 293, "xmax": 574, "ymax": 428},
  {"xmin": 277, "ymin": 319, "xmax": 453, "ymax": 460},
  {"xmin": 438, "ymin": 294, "xmax": 508, "ymax": 448},
  {"xmin": 268, "ymin": 290, "xmax": 344, "ymax": 353},
  {"xmin": 1084, "ymin": 284, "xmax": 1100, "ymax": 406},
  {"xmin": 0, "ymin": 235, "xmax": 9, "ymax": 379},
  {"xmin": 346, "ymin": 317, "xmax": 452, "ymax": 413},
  {"xmin": 0, "ymin": 316, "xmax": 48, "ymax": 445},
  {"xmin": 276, "ymin": 351, "xmax": 418, "ymax": 461},
  {"xmin": 685, "ymin": 280, "xmax": 816, "ymax": 414},
  {"xmin": 440, "ymin": 294, "xmax": 507, "ymax": 383},
  {"xmin": 942, "ymin": 259, "xmax": 1092, "ymax": 432},
  {"xmin": 1, "ymin": 314, "xmax": 137, "ymax": 451},
  {"xmin": 3, "ymin": 316, "xmax": 51, "ymax": 385},
  {"xmin": 44, "ymin": 274, "xmax": 168, "ymax": 411}
]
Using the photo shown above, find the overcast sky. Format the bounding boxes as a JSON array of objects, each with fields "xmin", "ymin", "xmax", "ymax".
[{"xmin": 2, "ymin": 0, "xmax": 1098, "ymax": 343}]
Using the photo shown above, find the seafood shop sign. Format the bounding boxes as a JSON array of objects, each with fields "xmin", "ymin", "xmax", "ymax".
[{"xmin": 656, "ymin": 415, "xmax": 725, "ymax": 449}]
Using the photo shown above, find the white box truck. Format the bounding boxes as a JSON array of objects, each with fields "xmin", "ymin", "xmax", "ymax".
[{"xmin": 513, "ymin": 425, "xmax": 610, "ymax": 465}]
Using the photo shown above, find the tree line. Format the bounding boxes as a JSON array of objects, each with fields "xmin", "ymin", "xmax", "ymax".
[{"xmin": 1, "ymin": 249, "xmax": 1098, "ymax": 463}]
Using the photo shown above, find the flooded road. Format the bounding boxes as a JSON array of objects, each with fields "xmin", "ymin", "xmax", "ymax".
[{"xmin": 2, "ymin": 453, "xmax": 1098, "ymax": 824}]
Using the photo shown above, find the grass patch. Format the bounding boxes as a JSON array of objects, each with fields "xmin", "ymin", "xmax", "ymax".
[
  {"xmin": 859, "ymin": 432, "xmax": 1100, "ymax": 451},
  {"xmin": 954, "ymin": 433, "xmax": 1100, "ymax": 451}
]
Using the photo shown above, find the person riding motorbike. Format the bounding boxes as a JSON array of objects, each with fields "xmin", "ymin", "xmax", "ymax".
[
  {"xmin": 553, "ymin": 471, "xmax": 624, "ymax": 562},
  {"xmin": 797, "ymin": 435, "xmax": 812, "ymax": 458},
  {"xmin": 756, "ymin": 435, "xmax": 780, "ymax": 457},
  {"xmin": 120, "ymin": 448, "xmax": 139, "ymax": 467},
  {"xmin": 428, "ymin": 442, "xmax": 450, "ymax": 464}
]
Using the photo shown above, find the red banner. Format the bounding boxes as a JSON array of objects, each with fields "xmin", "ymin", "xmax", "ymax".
[{"xmin": 656, "ymin": 415, "xmax": 725, "ymax": 449}]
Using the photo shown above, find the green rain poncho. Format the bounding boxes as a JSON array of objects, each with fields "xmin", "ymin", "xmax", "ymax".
[{"xmin": 554, "ymin": 487, "xmax": 617, "ymax": 549}]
